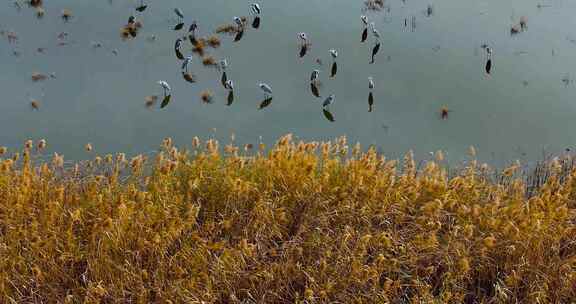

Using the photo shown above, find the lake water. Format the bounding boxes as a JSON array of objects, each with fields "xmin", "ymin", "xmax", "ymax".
[{"xmin": 1, "ymin": 0, "xmax": 576, "ymax": 166}]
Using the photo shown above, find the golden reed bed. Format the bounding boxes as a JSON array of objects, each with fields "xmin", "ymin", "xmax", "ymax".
[{"xmin": 0, "ymin": 134, "xmax": 574, "ymax": 303}]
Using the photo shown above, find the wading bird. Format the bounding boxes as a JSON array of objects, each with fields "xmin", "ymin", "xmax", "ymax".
[
  {"xmin": 371, "ymin": 41, "xmax": 381, "ymax": 64},
  {"xmin": 370, "ymin": 22, "xmax": 380, "ymax": 39},
  {"xmin": 323, "ymin": 94, "xmax": 334, "ymax": 108},
  {"xmin": 234, "ymin": 16, "xmax": 243, "ymax": 28},
  {"xmin": 225, "ymin": 80, "xmax": 234, "ymax": 105},
  {"xmin": 220, "ymin": 59, "xmax": 228, "ymax": 87},
  {"xmin": 323, "ymin": 108, "xmax": 335, "ymax": 122},
  {"xmin": 135, "ymin": 0, "xmax": 147, "ymax": 12},
  {"xmin": 311, "ymin": 69, "xmax": 320, "ymax": 83},
  {"xmin": 174, "ymin": 38, "xmax": 184, "ymax": 60},
  {"xmin": 298, "ymin": 33, "xmax": 310, "ymax": 57},
  {"xmin": 311, "ymin": 83, "xmax": 321, "ymax": 98},
  {"xmin": 158, "ymin": 81, "xmax": 172, "ymax": 108},
  {"xmin": 361, "ymin": 15, "xmax": 369, "ymax": 42},
  {"xmin": 258, "ymin": 83, "xmax": 273, "ymax": 109},
  {"xmin": 188, "ymin": 21, "xmax": 198, "ymax": 33},
  {"xmin": 250, "ymin": 3, "xmax": 261, "ymax": 28},
  {"xmin": 485, "ymin": 47, "xmax": 493, "ymax": 75},
  {"xmin": 368, "ymin": 77, "xmax": 375, "ymax": 112},
  {"xmin": 174, "ymin": 8, "xmax": 184, "ymax": 19},
  {"xmin": 173, "ymin": 8, "xmax": 184, "ymax": 30},
  {"xmin": 219, "ymin": 59, "xmax": 228, "ymax": 70},
  {"xmin": 330, "ymin": 49, "xmax": 338, "ymax": 59},
  {"xmin": 234, "ymin": 29, "xmax": 244, "ymax": 42},
  {"xmin": 330, "ymin": 49, "xmax": 338, "ymax": 77},
  {"xmin": 250, "ymin": 3, "xmax": 261, "ymax": 15},
  {"xmin": 224, "ymin": 80, "xmax": 234, "ymax": 91},
  {"xmin": 259, "ymin": 82, "xmax": 273, "ymax": 97},
  {"xmin": 158, "ymin": 80, "xmax": 171, "ymax": 96},
  {"xmin": 310, "ymin": 70, "xmax": 321, "ymax": 97},
  {"xmin": 181, "ymin": 55, "xmax": 193, "ymax": 71}
]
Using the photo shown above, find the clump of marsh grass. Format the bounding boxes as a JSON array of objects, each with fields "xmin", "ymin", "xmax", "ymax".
[
  {"xmin": 202, "ymin": 55, "xmax": 217, "ymax": 67},
  {"xmin": 144, "ymin": 95, "xmax": 158, "ymax": 108},
  {"xmin": 191, "ymin": 38, "xmax": 206, "ymax": 56},
  {"xmin": 205, "ymin": 35, "xmax": 221, "ymax": 48},
  {"xmin": 30, "ymin": 99, "xmax": 40, "ymax": 110},
  {"xmin": 120, "ymin": 18, "xmax": 142, "ymax": 40},
  {"xmin": 28, "ymin": 0, "xmax": 43, "ymax": 8},
  {"xmin": 200, "ymin": 89, "xmax": 214, "ymax": 103},
  {"xmin": 31, "ymin": 72, "xmax": 48, "ymax": 82},
  {"xmin": 0, "ymin": 135, "xmax": 575, "ymax": 303},
  {"xmin": 61, "ymin": 9, "xmax": 73, "ymax": 22},
  {"xmin": 35, "ymin": 7, "xmax": 45, "ymax": 18},
  {"xmin": 215, "ymin": 24, "xmax": 237, "ymax": 34}
]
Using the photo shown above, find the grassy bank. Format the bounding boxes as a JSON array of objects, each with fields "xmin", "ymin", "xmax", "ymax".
[{"xmin": 0, "ymin": 135, "xmax": 575, "ymax": 303}]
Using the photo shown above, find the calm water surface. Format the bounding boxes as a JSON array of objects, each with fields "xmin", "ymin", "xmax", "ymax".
[{"xmin": 1, "ymin": 0, "xmax": 576, "ymax": 165}]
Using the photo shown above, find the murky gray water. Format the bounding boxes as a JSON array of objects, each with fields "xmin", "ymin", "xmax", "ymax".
[{"xmin": 1, "ymin": 0, "xmax": 576, "ymax": 165}]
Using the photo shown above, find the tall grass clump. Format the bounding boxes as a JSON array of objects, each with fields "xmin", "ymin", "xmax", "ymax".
[{"xmin": 0, "ymin": 134, "xmax": 575, "ymax": 303}]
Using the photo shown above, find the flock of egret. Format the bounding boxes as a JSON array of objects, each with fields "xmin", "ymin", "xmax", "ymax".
[
  {"xmin": 151, "ymin": 2, "xmax": 400, "ymax": 122},
  {"xmin": 9, "ymin": 0, "xmax": 498, "ymax": 122}
]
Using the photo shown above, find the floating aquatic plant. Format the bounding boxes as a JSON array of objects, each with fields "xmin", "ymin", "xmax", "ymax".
[{"xmin": 202, "ymin": 55, "xmax": 217, "ymax": 67}]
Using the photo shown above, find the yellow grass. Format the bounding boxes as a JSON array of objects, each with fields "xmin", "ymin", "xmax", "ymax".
[{"xmin": 0, "ymin": 134, "xmax": 575, "ymax": 303}]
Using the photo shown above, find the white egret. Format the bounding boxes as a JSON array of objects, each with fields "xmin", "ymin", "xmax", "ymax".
[
  {"xmin": 250, "ymin": 3, "xmax": 261, "ymax": 15},
  {"xmin": 234, "ymin": 16, "xmax": 243, "ymax": 27},
  {"xmin": 311, "ymin": 69, "xmax": 320, "ymax": 82},
  {"xmin": 323, "ymin": 94, "xmax": 334, "ymax": 108},
  {"xmin": 329, "ymin": 49, "xmax": 338, "ymax": 59},
  {"xmin": 157, "ymin": 81, "xmax": 171, "ymax": 96},
  {"xmin": 174, "ymin": 8, "xmax": 184, "ymax": 19},
  {"xmin": 259, "ymin": 83, "xmax": 273, "ymax": 97},
  {"xmin": 225, "ymin": 80, "xmax": 234, "ymax": 91},
  {"xmin": 370, "ymin": 22, "xmax": 380, "ymax": 39}
]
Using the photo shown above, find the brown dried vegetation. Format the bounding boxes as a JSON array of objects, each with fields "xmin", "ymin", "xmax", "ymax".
[{"xmin": 0, "ymin": 135, "xmax": 575, "ymax": 302}]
